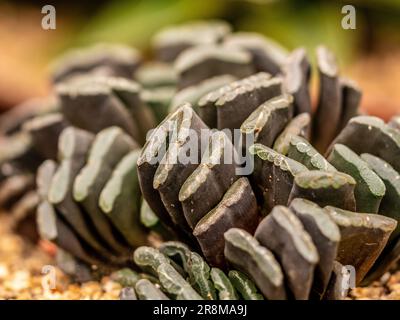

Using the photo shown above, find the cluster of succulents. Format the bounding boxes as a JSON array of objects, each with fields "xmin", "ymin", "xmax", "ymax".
[
  {"xmin": 0, "ymin": 20, "xmax": 399, "ymax": 299},
  {"xmin": 0, "ymin": 96, "xmax": 60, "ymax": 242}
]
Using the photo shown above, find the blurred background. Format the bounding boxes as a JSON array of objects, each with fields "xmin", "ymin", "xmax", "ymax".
[{"xmin": 0, "ymin": 0, "xmax": 399, "ymax": 119}]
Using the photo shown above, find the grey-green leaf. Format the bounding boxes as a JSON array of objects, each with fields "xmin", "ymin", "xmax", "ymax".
[
  {"xmin": 228, "ymin": 270, "xmax": 264, "ymax": 300},
  {"xmin": 210, "ymin": 268, "xmax": 238, "ymax": 300}
]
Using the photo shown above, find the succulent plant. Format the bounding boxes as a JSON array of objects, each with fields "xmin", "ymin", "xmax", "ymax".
[
  {"xmin": 0, "ymin": 44, "xmax": 155, "ymax": 246},
  {"xmin": 1, "ymin": 20, "xmax": 400, "ymax": 300},
  {"xmin": 0, "ymin": 96, "xmax": 62, "ymax": 242}
]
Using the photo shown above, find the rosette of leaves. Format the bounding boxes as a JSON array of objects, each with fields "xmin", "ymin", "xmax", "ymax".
[{"xmin": 1, "ymin": 20, "xmax": 399, "ymax": 299}]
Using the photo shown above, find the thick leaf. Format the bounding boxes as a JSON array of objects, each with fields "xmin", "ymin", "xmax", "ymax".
[
  {"xmin": 364, "ymin": 237, "xmax": 400, "ymax": 285},
  {"xmin": 141, "ymin": 87, "xmax": 175, "ymax": 123},
  {"xmin": 187, "ymin": 252, "xmax": 216, "ymax": 300},
  {"xmin": 49, "ymin": 127, "xmax": 124, "ymax": 256},
  {"xmin": 157, "ymin": 263, "xmax": 203, "ymax": 300},
  {"xmin": 288, "ymin": 136, "xmax": 336, "ymax": 171},
  {"xmin": 255, "ymin": 206, "xmax": 319, "ymax": 300},
  {"xmin": 282, "ymin": 47, "xmax": 311, "ymax": 114},
  {"xmin": 193, "ymin": 178, "xmax": 259, "ymax": 268},
  {"xmin": 175, "ymin": 45, "xmax": 253, "ymax": 89},
  {"xmin": 288, "ymin": 170, "xmax": 356, "ymax": 211},
  {"xmin": 328, "ymin": 144, "xmax": 386, "ymax": 213},
  {"xmin": 135, "ymin": 279, "xmax": 169, "ymax": 300},
  {"xmin": 179, "ymin": 131, "xmax": 238, "ymax": 229},
  {"xmin": 313, "ymin": 46, "xmax": 341, "ymax": 152},
  {"xmin": 140, "ymin": 199, "xmax": 159, "ymax": 228},
  {"xmin": 198, "ymin": 74, "xmax": 266, "ymax": 128},
  {"xmin": 289, "ymin": 198, "xmax": 340, "ymax": 299},
  {"xmin": 170, "ymin": 75, "xmax": 236, "ymax": 112},
  {"xmin": 153, "ymin": 105, "xmax": 209, "ymax": 231},
  {"xmin": 51, "ymin": 43, "xmax": 141, "ymax": 82},
  {"xmin": 159, "ymin": 241, "xmax": 191, "ymax": 273},
  {"xmin": 323, "ymin": 261, "xmax": 350, "ymax": 300},
  {"xmin": 324, "ymin": 206, "xmax": 397, "ymax": 284},
  {"xmin": 273, "ymin": 113, "xmax": 311, "ymax": 155},
  {"xmin": 337, "ymin": 78, "xmax": 361, "ymax": 132},
  {"xmin": 57, "ymin": 80, "xmax": 139, "ymax": 139},
  {"xmin": 250, "ymin": 143, "xmax": 308, "ymax": 213},
  {"xmin": 210, "ymin": 268, "xmax": 238, "ymax": 300},
  {"xmin": 215, "ymin": 75, "xmax": 282, "ymax": 131},
  {"xmin": 36, "ymin": 160, "xmax": 57, "ymax": 201},
  {"xmin": 99, "ymin": 150, "xmax": 147, "ymax": 247},
  {"xmin": 328, "ymin": 116, "xmax": 400, "ymax": 173},
  {"xmin": 228, "ymin": 270, "xmax": 264, "ymax": 300},
  {"xmin": 10, "ymin": 190, "xmax": 40, "ymax": 242},
  {"xmin": 153, "ymin": 21, "xmax": 231, "ymax": 62},
  {"xmin": 119, "ymin": 287, "xmax": 137, "ymax": 300},
  {"xmin": 22, "ymin": 113, "xmax": 67, "ymax": 160},
  {"xmin": 134, "ymin": 62, "xmax": 177, "ymax": 88},
  {"xmin": 111, "ymin": 268, "xmax": 141, "ymax": 287},
  {"xmin": 240, "ymin": 94, "xmax": 293, "ymax": 147},
  {"xmin": 36, "ymin": 201, "xmax": 102, "ymax": 266},
  {"xmin": 73, "ymin": 127, "xmax": 137, "ymax": 251},
  {"xmin": 133, "ymin": 246, "xmax": 170, "ymax": 276},
  {"xmin": 0, "ymin": 174, "xmax": 34, "ymax": 210},
  {"xmin": 105, "ymin": 77, "xmax": 156, "ymax": 144},
  {"xmin": 224, "ymin": 32, "xmax": 288, "ymax": 75}
]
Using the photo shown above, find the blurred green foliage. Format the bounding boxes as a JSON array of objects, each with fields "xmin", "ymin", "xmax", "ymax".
[{"xmin": 12, "ymin": 0, "xmax": 397, "ymax": 66}]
